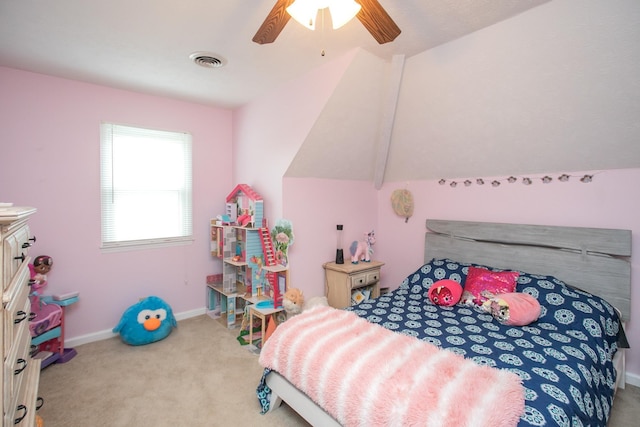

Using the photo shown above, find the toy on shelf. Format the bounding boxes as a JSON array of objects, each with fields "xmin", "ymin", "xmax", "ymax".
[
  {"xmin": 28, "ymin": 255, "xmax": 80, "ymax": 368},
  {"xmin": 271, "ymin": 219, "xmax": 294, "ymax": 267},
  {"xmin": 29, "ymin": 255, "xmax": 53, "ymax": 296},
  {"xmin": 282, "ymin": 288, "xmax": 328, "ymax": 320},
  {"xmin": 350, "ymin": 230, "xmax": 376, "ymax": 264},
  {"xmin": 282, "ymin": 288, "xmax": 304, "ymax": 319},
  {"xmin": 215, "ymin": 214, "xmax": 232, "ymax": 225},
  {"xmin": 29, "ymin": 255, "xmax": 62, "ymax": 336},
  {"xmin": 237, "ymin": 209, "xmax": 252, "ymax": 227}
]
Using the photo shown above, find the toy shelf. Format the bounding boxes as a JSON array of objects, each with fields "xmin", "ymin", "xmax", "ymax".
[{"xmin": 30, "ymin": 294, "xmax": 79, "ymax": 368}]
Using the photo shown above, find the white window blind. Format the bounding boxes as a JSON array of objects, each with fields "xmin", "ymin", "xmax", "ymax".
[{"xmin": 100, "ymin": 123, "xmax": 193, "ymax": 250}]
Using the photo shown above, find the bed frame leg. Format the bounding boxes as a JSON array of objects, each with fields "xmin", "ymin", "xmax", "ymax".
[{"xmin": 268, "ymin": 392, "xmax": 283, "ymax": 412}]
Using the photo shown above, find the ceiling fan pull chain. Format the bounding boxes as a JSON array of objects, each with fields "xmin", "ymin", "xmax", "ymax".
[{"xmin": 320, "ymin": 8, "xmax": 326, "ymax": 56}]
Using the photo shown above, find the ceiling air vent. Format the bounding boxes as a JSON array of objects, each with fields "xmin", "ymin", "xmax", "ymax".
[{"xmin": 189, "ymin": 52, "xmax": 226, "ymax": 69}]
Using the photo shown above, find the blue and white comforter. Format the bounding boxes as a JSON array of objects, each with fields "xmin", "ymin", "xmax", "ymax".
[{"xmin": 347, "ymin": 258, "xmax": 622, "ymax": 427}]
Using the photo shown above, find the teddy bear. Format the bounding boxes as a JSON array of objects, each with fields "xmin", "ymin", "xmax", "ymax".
[
  {"xmin": 282, "ymin": 288, "xmax": 304, "ymax": 319},
  {"xmin": 282, "ymin": 288, "xmax": 328, "ymax": 320}
]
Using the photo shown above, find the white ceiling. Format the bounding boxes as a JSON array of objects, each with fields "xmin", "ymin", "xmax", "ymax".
[{"xmin": 0, "ymin": 0, "xmax": 551, "ymax": 109}]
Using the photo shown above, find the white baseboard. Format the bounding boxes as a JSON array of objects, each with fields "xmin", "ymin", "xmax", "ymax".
[
  {"xmin": 174, "ymin": 307, "xmax": 207, "ymax": 321},
  {"xmin": 65, "ymin": 307, "xmax": 207, "ymax": 348},
  {"xmin": 625, "ymin": 371, "xmax": 640, "ymax": 388}
]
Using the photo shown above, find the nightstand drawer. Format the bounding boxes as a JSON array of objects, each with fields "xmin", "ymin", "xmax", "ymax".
[
  {"xmin": 351, "ymin": 271, "xmax": 380, "ymax": 288},
  {"xmin": 350, "ymin": 273, "xmax": 367, "ymax": 288},
  {"xmin": 365, "ymin": 271, "xmax": 380, "ymax": 284}
]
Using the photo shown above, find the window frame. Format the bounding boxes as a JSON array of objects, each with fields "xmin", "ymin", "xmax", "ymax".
[{"xmin": 99, "ymin": 122, "xmax": 193, "ymax": 252}]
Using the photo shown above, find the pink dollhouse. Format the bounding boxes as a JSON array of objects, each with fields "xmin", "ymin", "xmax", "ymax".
[
  {"xmin": 225, "ymin": 184, "xmax": 264, "ymax": 229},
  {"xmin": 208, "ymin": 184, "xmax": 289, "ymax": 328}
]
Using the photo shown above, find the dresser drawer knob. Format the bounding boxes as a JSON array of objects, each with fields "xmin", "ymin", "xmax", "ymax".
[
  {"xmin": 14, "ymin": 311, "xmax": 28, "ymax": 324},
  {"xmin": 14, "ymin": 358, "xmax": 27, "ymax": 375},
  {"xmin": 14, "ymin": 253, "xmax": 26, "ymax": 262},
  {"xmin": 21, "ymin": 242, "xmax": 32, "ymax": 249},
  {"xmin": 14, "ymin": 404, "xmax": 27, "ymax": 425},
  {"xmin": 29, "ymin": 236, "xmax": 37, "ymax": 243},
  {"xmin": 36, "ymin": 397, "xmax": 44, "ymax": 410}
]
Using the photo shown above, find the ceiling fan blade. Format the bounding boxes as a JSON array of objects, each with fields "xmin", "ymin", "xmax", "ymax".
[
  {"xmin": 253, "ymin": 0, "xmax": 296, "ymax": 45},
  {"xmin": 356, "ymin": 0, "xmax": 401, "ymax": 44}
]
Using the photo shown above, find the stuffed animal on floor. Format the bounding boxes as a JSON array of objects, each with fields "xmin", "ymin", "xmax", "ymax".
[
  {"xmin": 481, "ymin": 292, "xmax": 541, "ymax": 326},
  {"xmin": 113, "ymin": 296, "xmax": 177, "ymax": 346}
]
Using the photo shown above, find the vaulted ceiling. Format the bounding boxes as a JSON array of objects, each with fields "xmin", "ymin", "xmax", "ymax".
[{"xmin": 0, "ymin": 0, "xmax": 551, "ymax": 109}]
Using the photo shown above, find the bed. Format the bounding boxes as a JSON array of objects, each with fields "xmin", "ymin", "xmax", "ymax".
[{"xmin": 256, "ymin": 219, "xmax": 631, "ymax": 426}]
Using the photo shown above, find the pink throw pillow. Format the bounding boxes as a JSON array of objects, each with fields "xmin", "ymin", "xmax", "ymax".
[
  {"xmin": 484, "ymin": 292, "xmax": 541, "ymax": 326},
  {"xmin": 460, "ymin": 266, "xmax": 519, "ymax": 306}
]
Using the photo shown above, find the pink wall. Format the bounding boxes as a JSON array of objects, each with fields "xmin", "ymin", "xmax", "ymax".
[
  {"xmin": 0, "ymin": 66, "xmax": 233, "ymax": 342},
  {"xmin": 232, "ymin": 49, "xmax": 358, "ymax": 220},
  {"xmin": 282, "ymin": 177, "xmax": 378, "ymax": 298},
  {"xmin": 282, "ymin": 169, "xmax": 640, "ymax": 382}
]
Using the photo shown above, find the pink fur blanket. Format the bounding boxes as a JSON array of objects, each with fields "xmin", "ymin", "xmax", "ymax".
[{"xmin": 259, "ymin": 306, "xmax": 524, "ymax": 427}]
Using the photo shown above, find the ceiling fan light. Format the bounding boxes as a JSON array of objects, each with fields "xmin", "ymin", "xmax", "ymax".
[
  {"xmin": 328, "ymin": 0, "xmax": 361, "ymax": 29},
  {"xmin": 287, "ymin": 0, "xmax": 321, "ymax": 30},
  {"xmin": 287, "ymin": 0, "xmax": 361, "ymax": 31}
]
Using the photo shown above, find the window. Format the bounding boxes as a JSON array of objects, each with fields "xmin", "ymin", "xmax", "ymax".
[{"xmin": 100, "ymin": 123, "xmax": 192, "ymax": 250}]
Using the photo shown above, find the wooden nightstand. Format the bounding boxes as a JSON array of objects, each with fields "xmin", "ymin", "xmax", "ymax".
[{"xmin": 323, "ymin": 260, "xmax": 384, "ymax": 309}]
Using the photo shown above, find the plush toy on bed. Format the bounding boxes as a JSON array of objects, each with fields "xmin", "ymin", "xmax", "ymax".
[
  {"xmin": 282, "ymin": 288, "xmax": 328, "ymax": 319},
  {"xmin": 113, "ymin": 296, "xmax": 177, "ymax": 346},
  {"xmin": 428, "ymin": 279, "xmax": 463, "ymax": 306},
  {"xmin": 481, "ymin": 292, "xmax": 541, "ymax": 326},
  {"xmin": 282, "ymin": 288, "xmax": 304, "ymax": 319}
]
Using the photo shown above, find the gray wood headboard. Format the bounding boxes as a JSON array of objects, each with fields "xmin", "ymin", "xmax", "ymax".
[{"xmin": 424, "ymin": 219, "xmax": 632, "ymax": 320}]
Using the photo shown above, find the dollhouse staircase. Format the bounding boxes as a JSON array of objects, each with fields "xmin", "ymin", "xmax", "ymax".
[
  {"xmin": 259, "ymin": 228, "xmax": 277, "ymax": 267},
  {"xmin": 259, "ymin": 227, "xmax": 280, "ymax": 306}
]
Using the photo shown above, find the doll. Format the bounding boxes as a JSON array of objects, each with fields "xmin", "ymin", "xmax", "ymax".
[{"xmin": 29, "ymin": 255, "xmax": 53, "ymax": 294}]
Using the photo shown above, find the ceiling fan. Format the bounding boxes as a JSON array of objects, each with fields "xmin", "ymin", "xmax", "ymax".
[{"xmin": 253, "ymin": 0, "xmax": 401, "ymax": 45}]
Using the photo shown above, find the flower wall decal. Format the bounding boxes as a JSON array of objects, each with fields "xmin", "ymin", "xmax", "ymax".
[{"xmin": 437, "ymin": 172, "xmax": 599, "ymax": 188}]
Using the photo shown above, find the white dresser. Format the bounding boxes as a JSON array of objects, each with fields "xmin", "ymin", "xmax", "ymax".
[{"xmin": 1, "ymin": 206, "xmax": 41, "ymax": 427}]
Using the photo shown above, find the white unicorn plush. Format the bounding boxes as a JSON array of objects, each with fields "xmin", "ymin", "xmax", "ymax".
[{"xmin": 350, "ymin": 230, "xmax": 375, "ymax": 264}]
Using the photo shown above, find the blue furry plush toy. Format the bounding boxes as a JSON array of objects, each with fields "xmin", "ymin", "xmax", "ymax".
[{"xmin": 113, "ymin": 296, "xmax": 177, "ymax": 346}]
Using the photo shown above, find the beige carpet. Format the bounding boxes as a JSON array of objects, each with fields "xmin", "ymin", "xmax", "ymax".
[
  {"xmin": 38, "ymin": 315, "xmax": 308, "ymax": 427},
  {"xmin": 38, "ymin": 315, "xmax": 639, "ymax": 427}
]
